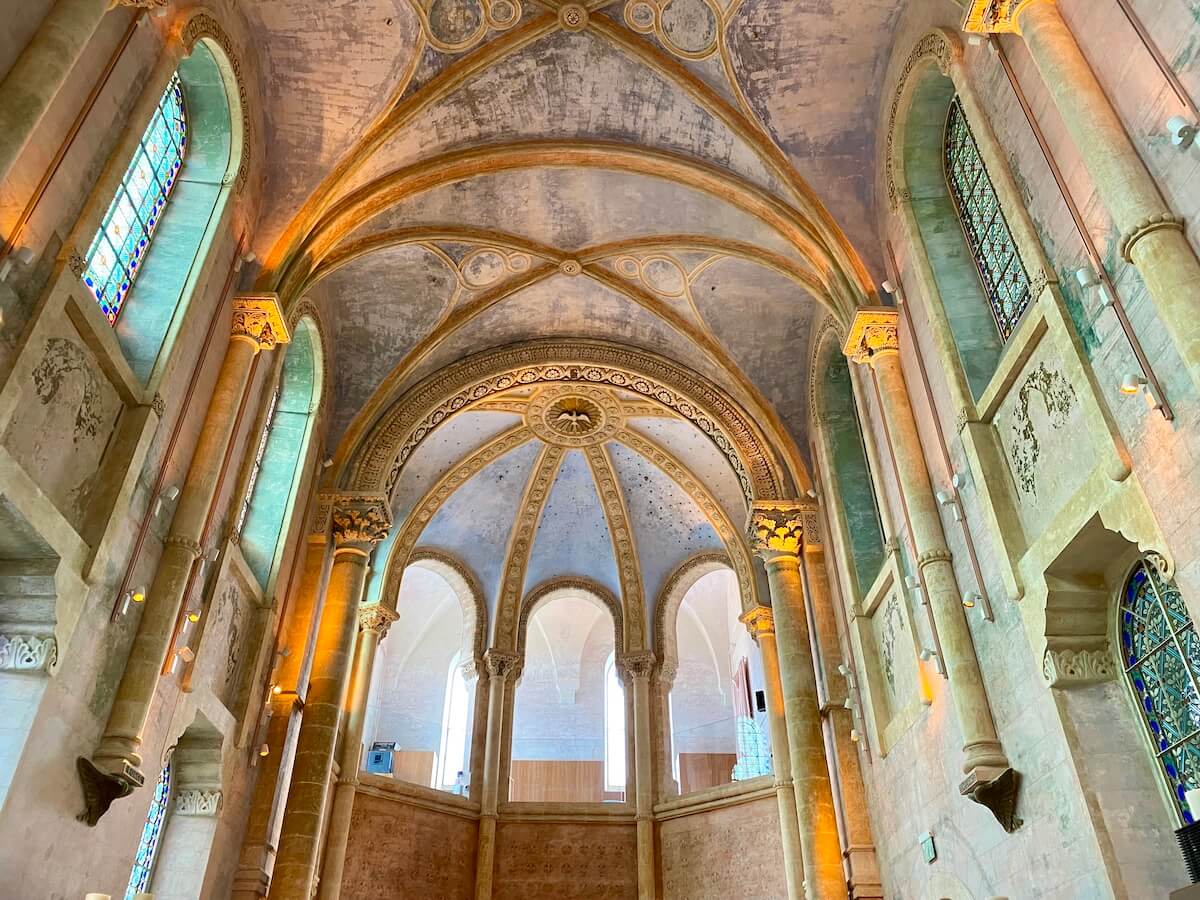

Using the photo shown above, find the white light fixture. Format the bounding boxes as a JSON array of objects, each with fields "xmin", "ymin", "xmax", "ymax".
[
  {"xmin": 805, "ymin": 487, "xmax": 818, "ymax": 499},
  {"xmin": 1120, "ymin": 373, "xmax": 1165, "ymax": 411},
  {"xmin": 205, "ymin": 546, "xmax": 220, "ymax": 562},
  {"xmin": 880, "ymin": 279, "xmax": 896, "ymax": 294},
  {"xmin": 904, "ymin": 575, "xmax": 920, "ymax": 591},
  {"xmin": 1074, "ymin": 265, "xmax": 1100, "ymax": 290},
  {"xmin": 176, "ymin": 646, "xmax": 195, "ymax": 663},
  {"xmin": 259, "ymin": 743, "xmax": 270, "ymax": 757},
  {"xmin": 322, "ymin": 457, "xmax": 334, "ymax": 469},
  {"xmin": 843, "ymin": 697, "xmax": 854, "ymax": 710},
  {"xmin": 185, "ymin": 607, "xmax": 201, "ymax": 624},
  {"xmin": 850, "ymin": 729, "xmax": 861, "ymax": 743},
  {"xmin": 919, "ymin": 648, "xmax": 936, "ymax": 661},
  {"xmin": 967, "ymin": 34, "xmax": 984, "ymax": 47},
  {"xmin": 962, "ymin": 591, "xmax": 981, "ymax": 609},
  {"xmin": 837, "ymin": 663, "xmax": 850, "ymax": 677},
  {"xmin": 1168, "ymin": 115, "xmax": 1198, "ymax": 149},
  {"xmin": 162, "ymin": 484, "xmax": 181, "ymax": 501},
  {"xmin": 951, "ymin": 470, "xmax": 971, "ymax": 492}
]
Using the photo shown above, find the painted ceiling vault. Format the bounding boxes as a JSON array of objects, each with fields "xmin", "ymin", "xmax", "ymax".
[{"xmin": 239, "ymin": 0, "xmax": 903, "ymax": 625}]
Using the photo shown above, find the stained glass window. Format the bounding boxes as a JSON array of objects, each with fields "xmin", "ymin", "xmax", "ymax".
[
  {"xmin": 234, "ymin": 387, "xmax": 279, "ymax": 536},
  {"xmin": 1120, "ymin": 559, "xmax": 1200, "ymax": 823},
  {"xmin": 944, "ymin": 96, "xmax": 1031, "ymax": 341},
  {"xmin": 125, "ymin": 761, "xmax": 172, "ymax": 900},
  {"xmin": 82, "ymin": 73, "xmax": 187, "ymax": 324}
]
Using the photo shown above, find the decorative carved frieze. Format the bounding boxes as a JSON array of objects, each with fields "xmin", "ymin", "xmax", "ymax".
[
  {"xmin": 748, "ymin": 501, "xmax": 812, "ymax": 559},
  {"xmin": 0, "ymin": 633, "xmax": 57, "ymax": 672},
  {"xmin": 960, "ymin": 0, "xmax": 1044, "ymax": 34},
  {"xmin": 175, "ymin": 789, "xmax": 222, "ymax": 816},
  {"xmin": 231, "ymin": 294, "xmax": 290, "ymax": 351},
  {"xmin": 112, "ymin": 0, "xmax": 171, "ymax": 8},
  {"xmin": 1119, "ymin": 213, "xmax": 1186, "ymax": 263},
  {"xmin": 618, "ymin": 651, "xmax": 656, "ymax": 682},
  {"xmin": 843, "ymin": 308, "xmax": 900, "ymax": 366},
  {"xmin": 330, "ymin": 494, "xmax": 391, "ymax": 548},
  {"xmin": 584, "ymin": 445, "xmax": 645, "ymax": 643},
  {"xmin": 739, "ymin": 605, "xmax": 775, "ymax": 641},
  {"xmin": 357, "ymin": 603, "xmax": 399, "ymax": 636},
  {"xmin": 916, "ymin": 548, "xmax": 953, "ymax": 571},
  {"xmin": 526, "ymin": 386, "xmax": 622, "ymax": 447},
  {"xmin": 180, "ymin": 12, "xmax": 253, "ymax": 193},
  {"xmin": 1042, "ymin": 647, "xmax": 1116, "ymax": 687}
]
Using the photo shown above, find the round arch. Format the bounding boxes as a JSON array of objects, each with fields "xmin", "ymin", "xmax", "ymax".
[
  {"xmin": 406, "ymin": 549, "xmax": 489, "ymax": 674},
  {"xmin": 653, "ymin": 552, "xmax": 735, "ymax": 684},
  {"xmin": 516, "ymin": 577, "xmax": 626, "ymax": 661}
]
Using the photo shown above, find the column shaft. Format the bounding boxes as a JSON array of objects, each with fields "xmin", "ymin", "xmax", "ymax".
[
  {"xmin": 0, "ymin": 0, "xmax": 109, "ymax": 186},
  {"xmin": 269, "ymin": 532, "xmax": 378, "ymax": 900},
  {"xmin": 742, "ymin": 608, "xmax": 805, "ymax": 900},
  {"xmin": 870, "ymin": 351, "xmax": 1005, "ymax": 774},
  {"xmin": 475, "ymin": 652, "xmax": 516, "ymax": 900},
  {"xmin": 1017, "ymin": 0, "xmax": 1200, "ymax": 388},
  {"xmin": 626, "ymin": 658, "xmax": 656, "ymax": 900},
  {"xmin": 317, "ymin": 606, "xmax": 392, "ymax": 900},
  {"xmin": 766, "ymin": 554, "xmax": 847, "ymax": 900}
]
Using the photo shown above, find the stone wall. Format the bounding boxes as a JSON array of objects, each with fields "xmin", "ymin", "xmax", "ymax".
[{"xmin": 492, "ymin": 819, "xmax": 638, "ymax": 900}]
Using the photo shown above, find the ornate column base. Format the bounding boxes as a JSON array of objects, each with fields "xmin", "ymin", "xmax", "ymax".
[{"xmin": 959, "ymin": 765, "xmax": 1022, "ymax": 832}]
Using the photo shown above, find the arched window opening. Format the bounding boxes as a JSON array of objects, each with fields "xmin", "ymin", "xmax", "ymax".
[
  {"xmin": 434, "ymin": 653, "xmax": 472, "ymax": 793},
  {"xmin": 236, "ymin": 319, "xmax": 320, "ymax": 589},
  {"xmin": 511, "ymin": 592, "xmax": 620, "ymax": 802},
  {"xmin": 943, "ymin": 96, "xmax": 1032, "ymax": 342},
  {"xmin": 125, "ymin": 761, "xmax": 172, "ymax": 900},
  {"xmin": 604, "ymin": 652, "xmax": 626, "ymax": 792},
  {"xmin": 670, "ymin": 568, "xmax": 771, "ymax": 795},
  {"xmin": 1120, "ymin": 559, "xmax": 1200, "ymax": 823},
  {"xmin": 82, "ymin": 74, "xmax": 187, "ymax": 325},
  {"xmin": 361, "ymin": 565, "xmax": 476, "ymax": 795},
  {"xmin": 821, "ymin": 349, "xmax": 885, "ymax": 595},
  {"xmin": 78, "ymin": 41, "xmax": 236, "ymax": 383}
]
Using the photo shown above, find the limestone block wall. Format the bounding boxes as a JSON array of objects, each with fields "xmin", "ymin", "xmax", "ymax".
[
  {"xmin": 832, "ymin": 0, "xmax": 1200, "ymax": 897},
  {"xmin": 492, "ymin": 817, "xmax": 638, "ymax": 900}
]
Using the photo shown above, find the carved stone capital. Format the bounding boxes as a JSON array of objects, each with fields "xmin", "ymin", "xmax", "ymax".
[
  {"xmin": 358, "ymin": 603, "xmax": 399, "ymax": 636},
  {"xmin": 960, "ymin": 0, "xmax": 1046, "ymax": 34},
  {"xmin": 0, "ymin": 633, "xmax": 57, "ymax": 672},
  {"xmin": 1119, "ymin": 212, "xmax": 1186, "ymax": 263},
  {"xmin": 175, "ymin": 789, "xmax": 222, "ymax": 816},
  {"xmin": 110, "ymin": 0, "xmax": 171, "ymax": 8},
  {"xmin": 747, "ymin": 501, "xmax": 813, "ymax": 559},
  {"xmin": 916, "ymin": 548, "xmax": 953, "ymax": 571},
  {"xmin": 484, "ymin": 650, "xmax": 521, "ymax": 679},
  {"xmin": 843, "ymin": 307, "xmax": 900, "ymax": 366},
  {"xmin": 231, "ymin": 294, "xmax": 291, "ymax": 352},
  {"xmin": 739, "ymin": 605, "xmax": 775, "ymax": 640},
  {"xmin": 617, "ymin": 651, "xmax": 656, "ymax": 682},
  {"xmin": 1042, "ymin": 647, "xmax": 1116, "ymax": 687},
  {"xmin": 330, "ymin": 494, "xmax": 391, "ymax": 548}
]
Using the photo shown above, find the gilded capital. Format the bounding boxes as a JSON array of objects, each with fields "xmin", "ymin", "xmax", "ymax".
[
  {"xmin": 739, "ymin": 605, "xmax": 775, "ymax": 640},
  {"xmin": 484, "ymin": 650, "xmax": 521, "ymax": 679},
  {"xmin": 960, "ymin": 0, "xmax": 1049, "ymax": 34},
  {"xmin": 330, "ymin": 494, "xmax": 391, "ymax": 548},
  {"xmin": 231, "ymin": 294, "xmax": 291, "ymax": 352},
  {"xmin": 843, "ymin": 307, "xmax": 900, "ymax": 365},
  {"xmin": 747, "ymin": 501, "xmax": 812, "ymax": 559},
  {"xmin": 357, "ymin": 603, "xmax": 399, "ymax": 636}
]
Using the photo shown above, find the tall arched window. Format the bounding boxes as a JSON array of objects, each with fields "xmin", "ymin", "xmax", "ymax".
[
  {"xmin": 1121, "ymin": 560, "xmax": 1200, "ymax": 823},
  {"xmin": 78, "ymin": 42, "xmax": 237, "ymax": 382},
  {"xmin": 236, "ymin": 319, "xmax": 320, "ymax": 588},
  {"xmin": 604, "ymin": 653, "xmax": 626, "ymax": 792},
  {"xmin": 434, "ymin": 653, "xmax": 472, "ymax": 792},
  {"xmin": 83, "ymin": 74, "xmax": 187, "ymax": 324},
  {"xmin": 944, "ymin": 96, "xmax": 1032, "ymax": 342},
  {"xmin": 125, "ymin": 761, "xmax": 172, "ymax": 900}
]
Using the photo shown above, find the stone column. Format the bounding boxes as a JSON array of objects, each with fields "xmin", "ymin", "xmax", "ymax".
[
  {"xmin": 749, "ymin": 504, "xmax": 846, "ymax": 900},
  {"xmin": 964, "ymin": 0, "xmax": 1200, "ymax": 392},
  {"xmin": 475, "ymin": 649, "xmax": 519, "ymax": 900},
  {"xmin": 0, "ymin": 0, "xmax": 114, "ymax": 186},
  {"xmin": 844, "ymin": 310, "xmax": 1018, "ymax": 831},
  {"xmin": 233, "ymin": 523, "xmax": 334, "ymax": 900},
  {"xmin": 740, "ymin": 606, "xmax": 806, "ymax": 900},
  {"xmin": 620, "ymin": 652, "xmax": 657, "ymax": 900},
  {"xmin": 268, "ymin": 495, "xmax": 391, "ymax": 900},
  {"xmin": 316, "ymin": 603, "xmax": 397, "ymax": 900},
  {"xmin": 80, "ymin": 296, "xmax": 289, "ymax": 821}
]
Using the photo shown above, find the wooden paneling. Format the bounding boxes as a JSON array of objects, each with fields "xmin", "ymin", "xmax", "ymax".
[
  {"xmin": 677, "ymin": 753, "xmax": 737, "ymax": 795},
  {"xmin": 391, "ymin": 749, "xmax": 436, "ymax": 787},
  {"xmin": 509, "ymin": 759, "xmax": 611, "ymax": 802}
]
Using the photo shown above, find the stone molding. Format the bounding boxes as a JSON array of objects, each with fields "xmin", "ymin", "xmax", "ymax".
[
  {"xmin": 960, "ymin": 0, "xmax": 1047, "ymax": 34},
  {"xmin": 164, "ymin": 534, "xmax": 203, "ymax": 556},
  {"xmin": 525, "ymin": 385, "xmax": 623, "ymax": 448},
  {"xmin": 330, "ymin": 494, "xmax": 392, "ymax": 548},
  {"xmin": 583, "ymin": 445, "xmax": 645, "ymax": 645},
  {"xmin": 231, "ymin": 294, "xmax": 290, "ymax": 351},
  {"xmin": 748, "ymin": 501, "xmax": 814, "ymax": 559},
  {"xmin": 175, "ymin": 789, "xmax": 222, "ymax": 816},
  {"xmin": 1042, "ymin": 647, "xmax": 1116, "ymax": 687},
  {"xmin": 916, "ymin": 548, "xmax": 953, "ymax": 571},
  {"xmin": 0, "ymin": 633, "xmax": 57, "ymax": 672},
  {"xmin": 1119, "ymin": 213, "xmax": 1186, "ymax": 263},
  {"xmin": 843, "ymin": 308, "xmax": 900, "ymax": 366}
]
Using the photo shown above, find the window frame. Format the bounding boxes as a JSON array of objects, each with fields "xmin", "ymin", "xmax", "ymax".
[
  {"xmin": 603, "ymin": 652, "xmax": 626, "ymax": 793},
  {"xmin": 125, "ymin": 760, "xmax": 173, "ymax": 900}
]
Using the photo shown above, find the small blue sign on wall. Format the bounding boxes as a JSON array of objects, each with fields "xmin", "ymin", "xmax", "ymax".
[{"xmin": 366, "ymin": 742, "xmax": 396, "ymax": 775}]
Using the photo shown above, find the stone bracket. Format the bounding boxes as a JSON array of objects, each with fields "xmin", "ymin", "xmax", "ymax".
[
  {"xmin": 76, "ymin": 756, "xmax": 137, "ymax": 826},
  {"xmin": 959, "ymin": 765, "xmax": 1022, "ymax": 833}
]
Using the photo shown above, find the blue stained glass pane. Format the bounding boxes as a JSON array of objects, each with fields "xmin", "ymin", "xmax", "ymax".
[
  {"xmin": 1121, "ymin": 560, "xmax": 1200, "ymax": 823},
  {"xmin": 80, "ymin": 72, "xmax": 186, "ymax": 324},
  {"xmin": 943, "ymin": 97, "xmax": 1032, "ymax": 341},
  {"xmin": 124, "ymin": 762, "xmax": 171, "ymax": 900}
]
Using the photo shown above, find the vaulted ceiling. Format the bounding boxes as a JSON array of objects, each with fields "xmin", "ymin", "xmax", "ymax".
[{"xmin": 237, "ymin": 0, "xmax": 904, "ymax": 617}]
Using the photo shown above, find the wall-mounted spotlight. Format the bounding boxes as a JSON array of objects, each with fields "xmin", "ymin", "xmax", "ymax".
[
  {"xmin": 919, "ymin": 647, "xmax": 946, "ymax": 676},
  {"xmin": 1120, "ymin": 373, "xmax": 1165, "ymax": 412},
  {"xmin": 322, "ymin": 457, "xmax": 334, "ymax": 469},
  {"xmin": 1074, "ymin": 265, "xmax": 1115, "ymax": 310},
  {"xmin": 0, "ymin": 246, "xmax": 34, "ymax": 282},
  {"xmin": 805, "ymin": 487, "xmax": 818, "ymax": 499},
  {"xmin": 880, "ymin": 280, "xmax": 896, "ymax": 295},
  {"xmin": 904, "ymin": 575, "xmax": 921, "ymax": 592},
  {"xmin": 843, "ymin": 697, "xmax": 854, "ymax": 710},
  {"xmin": 935, "ymin": 489, "xmax": 963, "ymax": 522},
  {"xmin": 1168, "ymin": 115, "xmax": 1198, "ymax": 149},
  {"xmin": 962, "ymin": 591, "xmax": 980, "ymax": 609}
]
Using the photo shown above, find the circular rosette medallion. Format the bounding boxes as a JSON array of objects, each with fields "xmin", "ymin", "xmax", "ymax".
[{"xmin": 525, "ymin": 386, "xmax": 623, "ymax": 447}]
